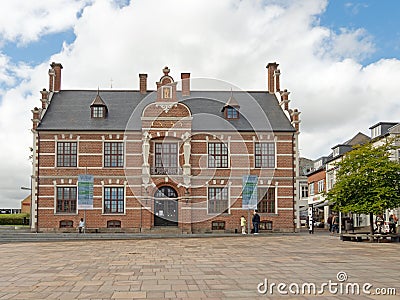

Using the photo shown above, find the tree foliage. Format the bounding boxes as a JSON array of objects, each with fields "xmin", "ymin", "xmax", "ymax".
[{"xmin": 326, "ymin": 140, "xmax": 400, "ymax": 215}]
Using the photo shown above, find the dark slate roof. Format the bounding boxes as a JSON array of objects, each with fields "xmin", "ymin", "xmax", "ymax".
[
  {"xmin": 37, "ymin": 90, "xmax": 295, "ymax": 132},
  {"xmin": 343, "ymin": 132, "xmax": 370, "ymax": 146}
]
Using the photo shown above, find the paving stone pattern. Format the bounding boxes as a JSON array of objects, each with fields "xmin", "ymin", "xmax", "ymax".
[{"xmin": 0, "ymin": 234, "xmax": 399, "ymax": 299}]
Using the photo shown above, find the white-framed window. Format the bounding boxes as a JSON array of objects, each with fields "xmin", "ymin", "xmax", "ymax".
[
  {"xmin": 300, "ymin": 184, "xmax": 308, "ymax": 199},
  {"xmin": 104, "ymin": 142, "xmax": 124, "ymax": 168},
  {"xmin": 103, "ymin": 186, "xmax": 124, "ymax": 214},
  {"xmin": 371, "ymin": 126, "xmax": 381, "ymax": 139},
  {"xmin": 56, "ymin": 186, "xmax": 77, "ymax": 213},
  {"xmin": 254, "ymin": 142, "xmax": 275, "ymax": 168},
  {"xmin": 208, "ymin": 187, "xmax": 229, "ymax": 214},
  {"xmin": 314, "ymin": 160, "xmax": 322, "ymax": 169},
  {"xmin": 257, "ymin": 188, "xmax": 276, "ymax": 214},
  {"xmin": 317, "ymin": 180, "xmax": 324, "ymax": 193},
  {"xmin": 208, "ymin": 142, "xmax": 229, "ymax": 168},
  {"xmin": 333, "ymin": 147, "xmax": 339, "ymax": 157},
  {"xmin": 226, "ymin": 107, "xmax": 239, "ymax": 119},
  {"xmin": 92, "ymin": 106, "xmax": 105, "ymax": 118},
  {"xmin": 153, "ymin": 142, "xmax": 179, "ymax": 174},
  {"xmin": 57, "ymin": 142, "xmax": 77, "ymax": 167},
  {"xmin": 309, "ymin": 183, "xmax": 314, "ymax": 196}
]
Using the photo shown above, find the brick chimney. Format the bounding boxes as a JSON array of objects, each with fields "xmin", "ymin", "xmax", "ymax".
[
  {"xmin": 280, "ymin": 89, "xmax": 290, "ymax": 111},
  {"xmin": 50, "ymin": 62, "xmax": 63, "ymax": 92},
  {"xmin": 290, "ymin": 108, "xmax": 301, "ymax": 132},
  {"xmin": 32, "ymin": 107, "xmax": 40, "ymax": 130},
  {"xmin": 40, "ymin": 88, "xmax": 49, "ymax": 109},
  {"xmin": 266, "ymin": 62, "xmax": 279, "ymax": 94},
  {"xmin": 48, "ymin": 68, "xmax": 55, "ymax": 92},
  {"xmin": 181, "ymin": 73, "xmax": 190, "ymax": 96},
  {"xmin": 274, "ymin": 69, "xmax": 281, "ymax": 92},
  {"xmin": 139, "ymin": 74, "xmax": 148, "ymax": 94}
]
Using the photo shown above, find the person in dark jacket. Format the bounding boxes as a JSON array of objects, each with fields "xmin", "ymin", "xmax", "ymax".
[
  {"xmin": 252, "ymin": 210, "xmax": 260, "ymax": 234},
  {"xmin": 327, "ymin": 214, "xmax": 333, "ymax": 232}
]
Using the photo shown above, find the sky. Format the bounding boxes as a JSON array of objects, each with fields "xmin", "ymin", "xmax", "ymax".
[{"xmin": 0, "ymin": 0, "xmax": 399, "ymax": 208}]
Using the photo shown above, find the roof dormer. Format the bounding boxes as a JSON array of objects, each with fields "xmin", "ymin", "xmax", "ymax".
[
  {"xmin": 156, "ymin": 66, "xmax": 177, "ymax": 102},
  {"xmin": 221, "ymin": 91, "xmax": 240, "ymax": 119},
  {"xmin": 90, "ymin": 90, "xmax": 108, "ymax": 119},
  {"xmin": 369, "ymin": 122, "xmax": 398, "ymax": 139}
]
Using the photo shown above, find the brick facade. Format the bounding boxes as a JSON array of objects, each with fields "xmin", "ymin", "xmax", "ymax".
[{"xmin": 31, "ymin": 63, "xmax": 300, "ymax": 233}]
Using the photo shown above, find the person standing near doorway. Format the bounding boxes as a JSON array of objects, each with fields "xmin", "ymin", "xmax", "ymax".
[
  {"xmin": 240, "ymin": 216, "xmax": 247, "ymax": 234},
  {"xmin": 78, "ymin": 218, "xmax": 85, "ymax": 233},
  {"xmin": 252, "ymin": 210, "xmax": 260, "ymax": 234},
  {"xmin": 327, "ymin": 214, "xmax": 333, "ymax": 232}
]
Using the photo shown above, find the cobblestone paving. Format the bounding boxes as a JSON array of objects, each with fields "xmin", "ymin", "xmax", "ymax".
[{"xmin": 0, "ymin": 233, "xmax": 399, "ymax": 299}]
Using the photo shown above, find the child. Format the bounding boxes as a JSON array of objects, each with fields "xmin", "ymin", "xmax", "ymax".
[{"xmin": 240, "ymin": 216, "xmax": 247, "ymax": 234}]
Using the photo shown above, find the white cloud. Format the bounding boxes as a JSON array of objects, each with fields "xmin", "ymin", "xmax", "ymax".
[
  {"xmin": 0, "ymin": 0, "xmax": 399, "ymax": 207},
  {"xmin": 0, "ymin": 0, "xmax": 88, "ymax": 45}
]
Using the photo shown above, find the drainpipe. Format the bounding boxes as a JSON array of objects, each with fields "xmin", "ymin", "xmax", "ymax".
[
  {"xmin": 292, "ymin": 133, "xmax": 295, "ymax": 233},
  {"xmin": 36, "ymin": 132, "xmax": 40, "ymax": 233}
]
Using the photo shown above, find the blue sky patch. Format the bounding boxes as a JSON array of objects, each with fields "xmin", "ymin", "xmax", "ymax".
[
  {"xmin": 2, "ymin": 29, "xmax": 76, "ymax": 66},
  {"xmin": 320, "ymin": 0, "xmax": 400, "ymax": 65}
]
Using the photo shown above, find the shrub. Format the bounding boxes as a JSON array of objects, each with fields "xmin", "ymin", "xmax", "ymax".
[{"xmin": 0, "ymin": 213, "xmax": 30, "ymax": 225}]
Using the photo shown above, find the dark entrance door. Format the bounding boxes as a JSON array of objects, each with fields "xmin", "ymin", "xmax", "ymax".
[{"xmin": 154, "ymin": 186, "xmax": 178, "ymax": 226}]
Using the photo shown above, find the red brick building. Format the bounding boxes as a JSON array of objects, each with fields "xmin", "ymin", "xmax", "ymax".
[{"xmin": 30, "ymin": 62, "xmax": 300, "ymax": 233}]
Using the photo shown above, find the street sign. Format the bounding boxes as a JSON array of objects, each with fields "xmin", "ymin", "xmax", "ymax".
[
  {"xmin": 78, "ymin": 174, "xmax": 94, "ymax": 210},
  {"xmin": 242, "ymin": 175, "xmax": 258, "ymax": 209}
]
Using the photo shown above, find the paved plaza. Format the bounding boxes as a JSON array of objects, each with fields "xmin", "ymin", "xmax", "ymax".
[{"xmin": 0, "ymin": 232, "xmax": 399, "ymax": 299}]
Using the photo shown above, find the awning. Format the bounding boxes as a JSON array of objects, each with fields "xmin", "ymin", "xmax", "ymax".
[{"xmin": 313, "ymin": 200, "xmax": 330, "ymax": 208}]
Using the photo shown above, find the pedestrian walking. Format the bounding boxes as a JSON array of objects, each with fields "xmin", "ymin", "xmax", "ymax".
[
  {"xmin": 331, "ymin": 214, "xmax": 339, "ymax": 235},
  {"xmin": 252, "ymin": 210, "xmax": 260, "ymax": 234},
  {"xmin": 375, "ymin": 214, "xmax": 384, "ymax": 234},
  {"xmin": 240, "ymin": 216, "xmax": 247, "ymax": 234},
  {"xmin": 388, "ymin": 214, "xmax": 398, "ymax": 234}
]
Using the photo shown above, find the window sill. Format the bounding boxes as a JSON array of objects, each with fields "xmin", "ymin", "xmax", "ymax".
[
  {"xmin": 103, "ymin": 167, "xmax": 124, "ymax": 169},
  {"xmin": 55, "ymin": 212, "xmax": 77, "ymax": 215},
  {"xmin": 55, "ymin": 167, "xmax": 78, "ymax": 169},
  {"xmin": 102, "ymin": 213, "xmax": 126, "ymax": 216}
]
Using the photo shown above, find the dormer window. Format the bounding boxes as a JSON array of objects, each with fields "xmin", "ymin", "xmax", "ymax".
[
  {"xmin": 314, "ymin": 160, "xmax": 322, "ymax": 169},
  {"xmin": 226, "ymin": 107, "xmax": 239, "ymax": 119},
  {"xmin": 90, "ymin": 90, "xmax": 108, "ymax": 119},
  {"xmin": 92, "ymin": 106, "xmax": 105, "ymax": 118},
  {"xmin": 371, "ymin": 126, "xmax": 381, "ymax": 139},
  {"xmin": 333, "ymin": 147, "xmax": 339, "ymax": 157},
  {"xmin": 222, "ymin": 90, "xmax": 240, "ymax": 119}
]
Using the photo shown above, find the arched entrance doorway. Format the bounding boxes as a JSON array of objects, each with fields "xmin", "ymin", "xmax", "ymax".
[{"xmin": 154, "ymin": 186, "xmax": 178, "ymax": 226}]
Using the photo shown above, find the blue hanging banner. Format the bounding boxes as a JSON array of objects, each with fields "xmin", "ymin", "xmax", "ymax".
[
  {"xmin": 78, "ymin": 174, "xmax": 94, "ymax": 210},
  {"xmin": 242, "ymin": 175, "xmax": 258, "ymax": 209}
]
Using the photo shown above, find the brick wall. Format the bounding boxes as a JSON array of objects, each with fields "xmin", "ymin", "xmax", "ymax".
[{"xmin": 36, "ymin": 123, "xmax": 295, "ymax": 233}]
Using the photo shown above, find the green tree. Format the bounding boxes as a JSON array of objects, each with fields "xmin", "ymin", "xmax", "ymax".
[{"xmin": 326, "ymin": 140, "xmax": 400, "ymax": 235}]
